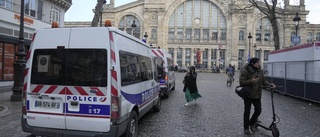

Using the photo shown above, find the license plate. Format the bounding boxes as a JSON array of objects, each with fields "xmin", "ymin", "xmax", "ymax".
[{"xmin": 35, "ymin": 101, "xmax": 60, "ymax": 109}]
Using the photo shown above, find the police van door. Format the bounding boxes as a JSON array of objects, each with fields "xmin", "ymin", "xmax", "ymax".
[
  {"xmin": 26, "ymin": 29, "xmax": 71, "ymax": 129},
  {"xmin": 65, "ymin": 28, "xmax": 110, "ymax": 132}
]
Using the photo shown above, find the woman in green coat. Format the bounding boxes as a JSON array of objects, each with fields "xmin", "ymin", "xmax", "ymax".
[{"xmin": 183, "ymin": 66, "xmax": 202, "ymax": 106}]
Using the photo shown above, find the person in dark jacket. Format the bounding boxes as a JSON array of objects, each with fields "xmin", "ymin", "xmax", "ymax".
[
  {"xmin": 239, "ymin": 58, "xmax": 276, "ymax": 135},
  {"xmin": 183, "ymin": 66, "xmax": 202, "ymax": 106}
]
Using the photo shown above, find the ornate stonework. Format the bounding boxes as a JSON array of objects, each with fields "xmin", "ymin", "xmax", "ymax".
[
  {"xmin": 66, "ymin": 0, "xmax": 320, "ymax": 69},
  {"xmin": 238, "ymin": 14, "xmax": 247, "ymax": 24}
]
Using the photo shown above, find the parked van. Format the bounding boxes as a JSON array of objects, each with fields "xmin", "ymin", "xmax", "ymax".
[
  {"xmin": 151, "ymin": 49, "xmax": 175, "ymax": 98},
  {"xmin": 21, "ymin": 27, "xmax": 161, "ymax": 137}
]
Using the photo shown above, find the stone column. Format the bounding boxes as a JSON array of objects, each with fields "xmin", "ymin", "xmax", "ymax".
[
  {"xmin": 207, "ymin": 48, "xmax": 212, "ymax": 69},
  {"xmin": 174, "ymin": 48, "xmax": 178, "ymax": 66},
  {"xmin": 260, "ymin": 50, "xmax": 264, "ymax": 68},
  {"xmin": 216, "ymin": 49, "xmax": 220, "ymax": 67},
  {"xmin": 191, "ymin": 51, "xmax": 194, "ymax": 66},
  {"xmin": 182, "ymin": 48, "xmax": 186, "ymax": 67}
]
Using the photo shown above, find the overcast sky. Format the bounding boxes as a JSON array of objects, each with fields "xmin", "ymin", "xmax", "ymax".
[{"xmin": 65, "ymin": 0, "xmax": 320, "ymax": 24}]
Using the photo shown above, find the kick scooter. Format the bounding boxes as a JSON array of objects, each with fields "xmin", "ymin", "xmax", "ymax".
[{"xmin": 255, "ymin": 85, "xmax": 282, "ymax": 137}]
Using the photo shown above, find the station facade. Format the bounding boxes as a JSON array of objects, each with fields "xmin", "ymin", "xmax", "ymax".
[{"xmin": 65, "ymin": 0, "xmax": 320, "ymax": 70}]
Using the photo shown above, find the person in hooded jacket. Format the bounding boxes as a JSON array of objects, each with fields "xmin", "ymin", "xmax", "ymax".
[
  {"xmin": 183, "ymin": 66, "xmax": 202, "ymax": 106},
  {"xmin": 239, "ymin": 58, "xmax": 276, "ymax": 135}
]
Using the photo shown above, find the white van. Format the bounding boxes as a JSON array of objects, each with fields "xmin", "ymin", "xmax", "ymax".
[
  {"xmin": 21, "ymin": 27, "xmax": 161, "ymax": 137},
  {"xmin": 151, "ymin": 49, "xmax": 175, "ymax": 98}
]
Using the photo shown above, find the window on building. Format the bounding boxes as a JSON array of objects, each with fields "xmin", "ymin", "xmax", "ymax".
[
  {"xmin": 186, "ymin": 29, "xmax": 192, "ymax": 41},
  {"xmin": 264, "ymin": 50, "xmax": 269, "ymax": 61},
  {"xmin": 202, "ymin": 49, "xmax": 208, "ymax": 59},
  {"xmin": 220, "ymin": 29, "xmax": 226, "ymax": 40},
  {"xmin": 256, "ymin": 30, "xmax": 261, "ymax": 41},
  {"xmin": 50, "ymin": 6, "xmax": 61, "ymax": 25},
  {"xmin": 220, "ymin": 49, "xmax": 225, "ymax": 59},
  {"xmin": 211, "ymin": 49, "xmax": 217, "ymax": 60},
  {"xmin": 168, "ymin": 28, "xmax": 175, "ymax": 42},
  {"xmin": 264, "ymin": 30, "xmax": 270, "ymax": 42},
  {"xmin": 203, "ymin": 29, "xmax": 209, "ymax": 42},
  {"xmin": 194, "ymin": 29, "xmax": 200, "ymax": 41},
  {"xmin": 177, "ymin": 28, "xmax": 183, "ymax": 41},
  {"xmin": 25, "ymin": 0, "xmax": 36, "ymax": 17},
  {"xmin": 212, "ymin": 31, "xmax": 218, "ymax": 41},
  {"xmin": 307, "ymin": 32, "xmax": 313, "ymax": 42},
  {"xmin": 239, "ymin": 30, "xmax": 244, "ymax": 40},
  {"xmin": 0, "ymin": 0, "xmax": 13, "ymax": 10},
  {"xmin": 256, "ymin": 18, "xmax": 272, "ymax": 43},
  {"xmin": 316, "ymin": 32, "xmax": 320, "ymax": 41},
  {"xmin": 255, "ymin": 50, "xmax": 261, "ymax": 58},
  {"xmin": 238, "ymin": 49, "xmax": 244, "ymax": 60},
  {"xmin": 37, "ymin": 0, "xmax": 43, "ymax": 20}
]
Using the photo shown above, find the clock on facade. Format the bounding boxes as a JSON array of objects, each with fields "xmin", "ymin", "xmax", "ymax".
[{"xmin": 194, "ymin": 18, "xmax": 200, "ymax": 24}]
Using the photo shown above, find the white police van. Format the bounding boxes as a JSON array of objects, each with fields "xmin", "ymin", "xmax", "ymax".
[
  {"xmin": 151, "ymin": 49, "xmax": 175, "ymax": 98},
  {"xmin": 21, "ymin": 26, "xmax": 161, "ymax": 137}
]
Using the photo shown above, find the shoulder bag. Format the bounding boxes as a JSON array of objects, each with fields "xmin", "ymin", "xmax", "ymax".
[{"xmin": 235, "ymin": 86, "xmax": 250, "ymax": 97}]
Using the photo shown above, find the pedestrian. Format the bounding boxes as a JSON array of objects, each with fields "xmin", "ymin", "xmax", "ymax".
[
  {"xmin": 226, "ymin": 64, "xmax": 235, "ymax": 82},
  {"xmin": 239, "ymin": 58, "xmax": 276, "ymax": 135},
  {"xmin": 182, "ymin": 66, "xmax": 202, "ymax": 106}
]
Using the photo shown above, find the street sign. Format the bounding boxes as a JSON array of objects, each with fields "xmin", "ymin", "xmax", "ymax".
[{"xmin": 292, "ymin": 36, "xmax": 300, "ymax": 45}]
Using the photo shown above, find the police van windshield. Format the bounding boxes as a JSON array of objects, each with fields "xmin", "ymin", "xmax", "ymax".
[{"xmin": 31, "ymin": 49, "xmax": 108, "ymax": 87}]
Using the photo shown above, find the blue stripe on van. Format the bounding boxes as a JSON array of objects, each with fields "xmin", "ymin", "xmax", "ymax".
[
  {"xmin": 27, "ymin": 100, "xmax": 30, "ymax": 110},
  {"xmin": 66, "ymin": 104, "xmax": 110, "ymax": 115},
  {"xmin": 121, "ymin": 86, "xmax": 160, "ymax": 106}
]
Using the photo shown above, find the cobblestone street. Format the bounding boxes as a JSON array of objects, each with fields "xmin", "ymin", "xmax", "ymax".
[{"xmin": 1, "ymin": 73, "xmax": 320, "ymax": 137}]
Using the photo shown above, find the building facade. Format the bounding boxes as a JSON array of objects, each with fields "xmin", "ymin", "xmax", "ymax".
[
  {"xmin": 0, "ymin": 0, "xmax": 71, "ymax": 84},
  {"xmin": 66, "ymin": 0, "xmax": 320, "ymax": 70}
]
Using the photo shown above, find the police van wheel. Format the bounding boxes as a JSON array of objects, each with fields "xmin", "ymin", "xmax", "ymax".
[
  {"xmin": 123, "ymin": 111, "xmax": 138, "ymax": 137},
  {"xmin": 153, "ymin": 98, "xmax": 161, "ymax": 112}
]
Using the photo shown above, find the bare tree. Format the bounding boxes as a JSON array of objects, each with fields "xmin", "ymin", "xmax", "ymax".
[{"xmin": 248, "ymin": 0, "xmax": 282, "ymax": 50}]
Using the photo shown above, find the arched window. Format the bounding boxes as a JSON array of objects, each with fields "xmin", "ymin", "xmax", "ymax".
[
  {"xmin": 118, "ymin": 15, "xmax": 141, "ymax": 38},
  {"xmin": 167, "ymin": 0, "xmax": 226, "ymax": 43},
  {"xmin": 239, "ymin": 30, "xmax": 244, "ymax": 40},
  {"xmin": 307, "ymin": 32, "xmax": 313, "ymax": 42},
  {"xmin": 316, "ymin": 32, "xmax": 320, "ymax": 41},
  {"xmin": 291, "ymin": 32, "xmax": 296, "ymax": 41}
]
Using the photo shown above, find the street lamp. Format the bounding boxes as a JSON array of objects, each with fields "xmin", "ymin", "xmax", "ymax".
[
  {"xmin": 99, "ymin": 0, "xmax": 107, "ymax": 27},
  {"xmin": 131, "ymin": 20, "xmax": 137, "ymax": 36},
  {"xmin": 11, "ymin": 0, "xmax": 27, "ymax": 101},
  {"xmin": 248, "ymin": 33, "xmax": 252, "ymax": 60},
  {"xmin": 293, "ymin": 13, "xmax": 301, "ymax": 36}
]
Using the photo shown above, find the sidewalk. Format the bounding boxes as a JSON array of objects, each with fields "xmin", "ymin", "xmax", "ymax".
[
  {"xmin": 0, "ymin": 86, "xmax": 29, "ymax": 137},
  {"xmin": 0, "ymin": 86, "xmax": 17, "ymax": 115}
]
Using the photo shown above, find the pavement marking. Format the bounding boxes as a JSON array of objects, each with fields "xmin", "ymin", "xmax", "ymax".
[{"xmin": 0, "ymin": 105, "xmax": 9, "ymax": 116}]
